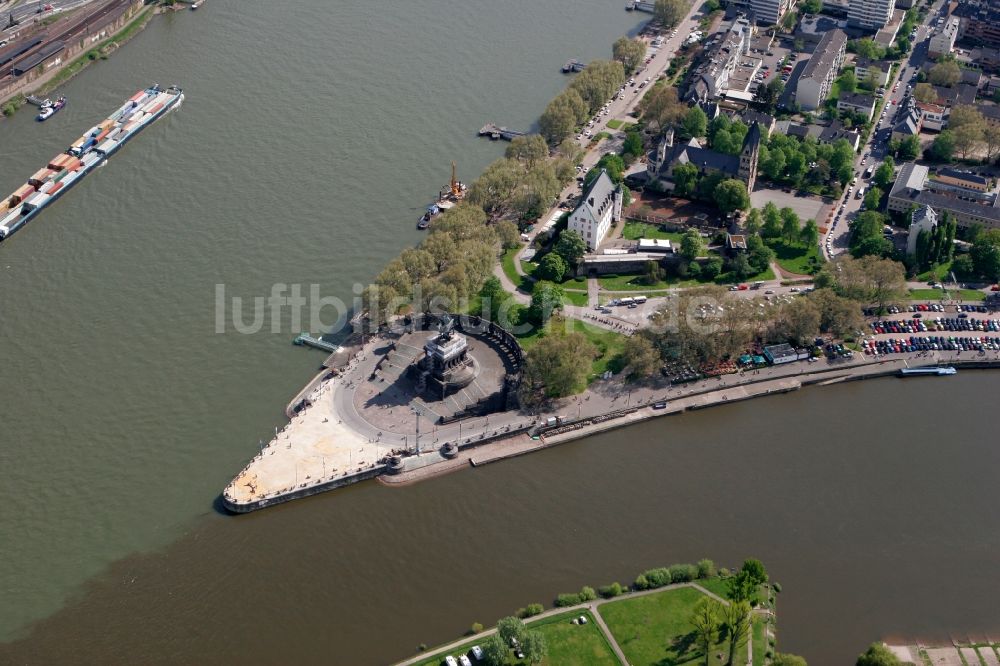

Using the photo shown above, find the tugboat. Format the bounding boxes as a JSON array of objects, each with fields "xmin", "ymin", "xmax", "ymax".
[{"xmin": 36, "ymin": 96, "xmax": 66, "ymax": 122}]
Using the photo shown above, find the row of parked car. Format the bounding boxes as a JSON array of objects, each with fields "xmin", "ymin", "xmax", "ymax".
[
  {"xmin": 865, "ymin": 336, "xmax": 1000, "ymax": 354},
  {"xmin": 870, "ymin": 318, "xmax": 1000, "ymax": 334}
]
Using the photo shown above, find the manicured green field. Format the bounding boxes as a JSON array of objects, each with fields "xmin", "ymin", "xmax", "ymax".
[
  {"xmin": 598, "ymin": 273, "xmax": 678, "ymax": 291},
  {"xmin": 406, "ymin": 610, "xmax": 621, "ymax": 666},
  {"xmin": 599, "ymin": 587, "xmax": 746, "ymax": 666},
  {"xmin": 563, "ymin": 290, "xmax": 590, "ymax": 307},
  {"xmin": 502, "ymin": 247, "xmax": 533, "ymax": 291},
  {"xmin": 766, "ymin": 238, "xmax": 824, "ymax": 276},
  {"xmin": 516, "ymin": 318, "xmax": 627, "ymax": 381},
  {"xmin": 606, "ymin": 119, "xmax": 624, "ymax": 130},
  {"xmin": 908, "ymin": 288, "xmax": 985, "ymax": 301},
  {"xmin": 621, "ymin": 222, "xmax": 686, "ymax": 242},
  {"xmin": 752, "ymin": 616, "xmax": 766, "ymax": 666},
  {"xmin": 914, "ymin": 261, "xmax": 953, "ymax": 283}
]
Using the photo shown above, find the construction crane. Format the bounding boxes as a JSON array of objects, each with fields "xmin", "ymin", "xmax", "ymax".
[{"xmin": 449, "ymin": 161, "xmax": 466, "ymax": 199}]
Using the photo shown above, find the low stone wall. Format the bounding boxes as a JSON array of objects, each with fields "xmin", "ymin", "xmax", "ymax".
[{"xmin": 222, "ymin": 465, "xmax": 386, "ymax": 514}]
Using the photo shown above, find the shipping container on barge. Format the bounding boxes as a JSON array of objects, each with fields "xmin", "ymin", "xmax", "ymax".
[{"xmin": 0, "ymin": 83, "xmax": 183, "ymax": 242}]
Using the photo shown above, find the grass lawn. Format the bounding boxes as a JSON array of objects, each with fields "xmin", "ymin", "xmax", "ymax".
[
  {"xmin": 908, "ymin": 288, "xmax": 985, "ymax": 301},
  {"xmin": 406, "ymin": 610, "xmax": 620, "ymax": 666},
  {"xmin": 622, "ymin": 222, "xmax": 686, "ymax": 242},
  {"xmin": 531, "ymin": 611, "xmax": 623, "ymax": 666},
  {"xmin": 914, "ymin": 261, "xmax": 953, "ymax": 283},
  {"xmin": 752, "ymin": 616, "xmax": 766, "ymax": 666},
  {"xmin": 599, "ymin": 587, "xmax": 747, "ymax": 666},
  {"xmin": 606, "ymin": 119, "xmax": 624, "ymax": 130},
  {"xmin": 717, "ymin": 265, "xmax": 775, "ymax": 285},
  {"xmin": 693, "ymin": 577, "xmax": 729, "ymax": 600},
  {"xmin": 516, "ymin": 318, "xmax": 627, "ymax": 381},
  {"xmin": 563, "ymin": 289, "xmax": 590, "ymax": 307},
  {"xmin": 766, "ymin": 239, "xmax": 824, "ymax": 276},
  {"xmin": 598, "ymin": 273, "xmax": 678, "ymax": 291},
  {"xmin": 502, "ymin": 247, "xmax": 533, "ymax": 291}
]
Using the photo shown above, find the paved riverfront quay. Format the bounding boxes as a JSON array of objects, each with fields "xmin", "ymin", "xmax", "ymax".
[{"xmin": 224, "ymin": 314, "xmax": 1000, "ymax": 511}]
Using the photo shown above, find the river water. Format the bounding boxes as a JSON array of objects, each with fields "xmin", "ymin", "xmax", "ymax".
[{"xmin": 0, "ymin": 1, "xmax": 997, "ymax": 663}]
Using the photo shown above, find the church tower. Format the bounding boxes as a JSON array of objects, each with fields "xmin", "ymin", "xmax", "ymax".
[
  {"xmin": 738, "ymin": 121, "xmax": 762, "ymax": 192},
  {"xmin": 647, "ymin": 127, "xmax": 674, "ymax": 179}
]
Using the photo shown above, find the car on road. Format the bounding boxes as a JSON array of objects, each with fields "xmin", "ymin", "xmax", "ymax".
[{"xmin": 652, "ymin": 402, "xmax": 667, "ymax": 409}]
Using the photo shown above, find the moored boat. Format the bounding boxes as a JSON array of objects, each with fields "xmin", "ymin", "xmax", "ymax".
[
  {"xmin": 898, "ymin": 366, "xmax": 957, "ymax": 376},
  {"xmin": 36, "ymin": 96, "xmax": 66, "ymax": 121}
]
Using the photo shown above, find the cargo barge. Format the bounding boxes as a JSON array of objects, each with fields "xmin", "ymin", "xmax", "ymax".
[{"xmin": 0, "ymin": 83, "xmax": 183, "ymax": 242}]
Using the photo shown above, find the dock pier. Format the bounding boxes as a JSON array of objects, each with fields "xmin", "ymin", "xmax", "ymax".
[
  {"xmin": 625, "ymin": 1, "xmax": 655, "ymax": 13},
  {"xmin": 293, "ymin": 333, "xmax": 341, "ymax": 354},
  {"xmin": 478, "ymin": 123, "xmax": 526, "ymax": 141}
]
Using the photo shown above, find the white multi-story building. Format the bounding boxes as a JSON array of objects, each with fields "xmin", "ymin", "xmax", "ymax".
[
  {"xmin": 568, "ymin": 170, "xmax": 622, "ymax": 251},
  {"xmin": 907, "ymin": 205, "xmax": 937, "ymax": 256},
  {"xmin": 795, "ymin": 29, "xmax": 847, "ymax": 110},
  {"xmin": 750, "ymin": 0, "xmax": 792, "ymax": 26},
  {"xmin": 848, "ymin": 0, "xmax": 894, "ymax": 31},
  {"xmin": 928, "ymin": 17, "xmax": 959, "ymax": 58}
]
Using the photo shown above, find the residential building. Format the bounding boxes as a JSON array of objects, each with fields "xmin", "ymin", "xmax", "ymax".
[
  {"xmin": 741, "ymin": 109, "xmax": 776, "ymax": 134},
  {"xmin": 929, "ymin": 17, "xmax": 960, "ymax": 58},
  {"xmin": 888, "ymin": 162, "xmax": 1000, "ymax": 229},
  {"xmin": 686, "ymin": 17, "xmax": 753, "ymax": 102},
  {"xmin": 915, "ymin": 101, "xmax": 947, "ymax": 131},
  {"xmin": 749, "ymin": 0, "xmax": 792, "ymax": 26},
  {"xmin": 907, "ymin": 205, "xmax": 938, "ymax": 256},
  {"xmin": 568, "ymin": 169, "xmax": 622, "ymax": 251},
  {"xmin": 646, "ymin": 123, "xmax": 763, "ymax": 193},
  {"xmin": 954, "ymin": 2, "xmax": 1000, "ymax": 50},
  {"xmin": 891, "ymin": 96, "xmax": 922, "ymax": 141},
  {"xmin": 794, "ymin": 29, "xmax": 848, "ymax": 110},
  {"xmin": 937, "ymin": 168, "xmax": 990, "ymax": 193},
  {"xmin": 854, "ymin": 57, "xmax": 892, "ymax": 88},
  {"xmin": 980, "ymin": 104, "xmax": 1000, "ymax": 127},
  {"xmin": 848, "ymin": 0, "xmax": 894, "ymax": 31},
  {"xmin": 837, "ymin": 92, "xmax": 877, "ymax": 122}
]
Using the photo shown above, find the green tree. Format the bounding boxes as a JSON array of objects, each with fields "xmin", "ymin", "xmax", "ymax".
[
  {"xmin": 800, "ymin": 0, "xmax": 821, "ymax": 13},
  {"xmin": 856, "ymin": 642, "xmax": 902, "ymax": 666},
  {"xmin": 621, "ymin": 333, "xmax": 661, "ymax": 380},
  {"xmin": 528, "ymin": 281, "xmax": 565, "ymax": 325},
  {"xmin": 681, "ymin": 229, "xmax": 704, "ymax": 261},
  {"xmin": 912, "ymin": 82, "xmax": 937, "ymax": 104},
  {"xmin": 690, "ymin": 597, "xmax": 720, "ymax": 666},
  {"xmin": 800, "ymin": 218, "xmax": 819, "ymax": 248},
  {"xmin": 496, "ymin": 616, "xmax": 525, "ymax": 647},
  {"xmin": 585, "ymin": 153, "xmax": 626, "ymax": 185},
  {"xmin": 555, "ymin": 229, "xmax": 587, "ymax": 265},
  {"xmin": 673, "ymin": 162, "xmax": 699, "ymax": 198},
  {"xmin": 863, "ymin": 186, "xmax": 882, "ymax": 211},
  {"xmin": 929, "ymin": 130, "xmax": 955, "ymax": 162},
  {"xmin": 702, "ymin": 256, "xmax": 723, "ymax": 280},
  {"xmin": 741, "ymin": 558, "xmax": 768, "ymax": 585},
  {"xmin": 763, "ymin": 147, "xmax": 786, "ymax": 182},
  {"xmin": 873, "ymin": 157, "xmax": 895, "ymax": 190},
  {"xmin": 971, "ymin": 233, "xmax": 1000, "ymax": 281},
  {"xmin": 772, "ymin": 654, "xmax": 809, "ymax": 666},
  {"xmin": 622, "ymin": 131, "xmax": 644, "ymax": 160},
  {"xmin": 780, "ymin": 207, "xmax": 800, "ymax": 243},
  {"xmin": 697, "ymin": 558, "xmax": 716, "ymax": 578},
  {"xmin": 745, "ymin": 208, "xmax": 763, "ymax": 236},
  {"xmin": 482, "ymin": 634, "xmax": 508, "ymax": 666},
  {"xmin": 762, "ymin": 202, "xmax": 782, "ymax": 238},
  {"xmin": 522, "ymin": 630, "xmax": 547, "ymax": 665},
  {"xmin": 537, "ymin": 253, "xmax": 568, "ymax": 282},
  {"xmin": 723, "ymin": 600, "xmax": 752, "ymax": 666},
  {"xmin": 539, "ymin": 90, "xmax": 588, "ymax": 145},
  {"xmin": 612, "ymin": 36, "xmax": 646, "ymax": 75},
  {"xmin": 727, "ymin": 570, "xmax": 756, "ymax": 603},
  {"xmin": 520, "ymin": 327, "xmax": 597, "ymax": 401},
  {"xmin": 505, "ymin": 134, "xmax": 550, "ymax": 167},
  {"xmin": 928, "ymin": 60, "xmax": 960, "ymax": 87},
  {"xmin": 898, "ymin": 135, "xmax": 921, "ymax": 161},
  {"xmin": 683, "ymin": 105, "xmax": 708, "ymax": 139},
  {"xmin": 714, "ymin": 179, "xmax": 750, "ymax": 214},
  {"xmin": 754, "ymin": 78, "xmax": 784, "ymax": 114},
  {"xmin": 839, "ymin": 70, "xmax": 857, "ymax": 94},
  {"xmin": 654, "ymin": 0, "xmax": 689, "ymax": 28},
  {"xmin": 852, "ymin": 38, "xmax": 885, "ymax": 60}
]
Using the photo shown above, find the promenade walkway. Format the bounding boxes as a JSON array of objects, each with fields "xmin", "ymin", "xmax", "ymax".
[{"xmin": 391, "ymin": 581, "xmax": 735, "ymax": 666}]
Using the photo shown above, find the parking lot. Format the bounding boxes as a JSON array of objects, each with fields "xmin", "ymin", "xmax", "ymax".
[{"xmin": 749, "ymin": 187, "xmax": 831, "ymax": 223}]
